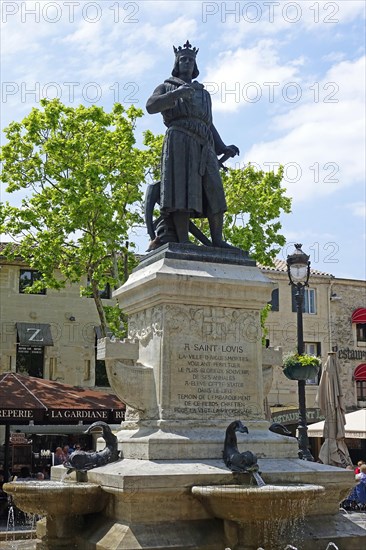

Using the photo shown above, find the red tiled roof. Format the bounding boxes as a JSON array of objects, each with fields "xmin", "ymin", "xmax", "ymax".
[
  {"xmin": 0, "ymin": 372, "xmax": 125, "ymax": 425},
  {"xmin": 1, "ymin": 242, "xmax": 335, "ymax": 277},
  {"xmin": 259, "ymin": 258, "xmax": 334, "ymax": 278}
]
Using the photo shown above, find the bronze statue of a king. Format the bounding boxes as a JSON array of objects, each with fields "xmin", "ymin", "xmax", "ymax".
[{"xmin": 145, "ymin": 41, "xmax": 239, "ymax": 250}]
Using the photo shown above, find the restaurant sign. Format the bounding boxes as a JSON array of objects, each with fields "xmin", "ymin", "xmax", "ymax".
[
  {"xmin": 271, "ymin": 407, "xmax": 325, "ymax": 426},
  {"xmin": 48, "ymin": 409, "xmax": 125, "ymax": 423},
  {"xmin": 338, "ymin": 348, "xmax": 366, "ymax": 361},
  {"xmin": 0, "ymin": 408, "xmax": 125, "ymax": 424}
]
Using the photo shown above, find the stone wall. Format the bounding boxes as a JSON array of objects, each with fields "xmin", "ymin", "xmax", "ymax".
[
  {"xmin": 264, "ymin": 270, "xmax": 366, "ymax": 411},
  {"xmin": 330, "ymin": 279, "xmax": 366, "ymax": 409},
  {"xmin": 0, "ymin": 261, "xmax": 114, "ymax": 387}
]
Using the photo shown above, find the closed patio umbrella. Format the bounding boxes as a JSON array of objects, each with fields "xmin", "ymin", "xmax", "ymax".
[{"xmin": 315, "ymin": 353, "xmax": 352, "ymax": 468}]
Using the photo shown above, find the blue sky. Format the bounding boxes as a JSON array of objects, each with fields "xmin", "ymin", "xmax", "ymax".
[{"xmin": 1, "ymin": 0, "xmax": 365, "ymax": 280}]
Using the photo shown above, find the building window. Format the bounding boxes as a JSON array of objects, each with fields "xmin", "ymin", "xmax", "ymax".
[
  {"xmin": 95, "ymin": 360, "xmax": 110, "ymax": 387},
  {"xmin": 268, "ymin": 289, "xmax": 279, "ymax": 312},
  {"xmin": 99, "ymin": 283, "xmax": 111, "ymax": 300},
  {"xmin": 16, "ymin": 345, "xmax": 44, "ymax": 378},
  {"xmin": 354, "ymin": 364, "xmax": 366, "ymax": 402},
  {"xmin": 356, "ymin": 323, "xmax": 366, "ymax": 344},
  {"xmin": 19, "ymin": 269, "xmax": 46, "ymax": 295},
  {"xmin": 84, "ymin": 359, "xmax": 91, "ymax": 381},
  {"xmin": 304, "ymin": 289, "xmax": 316, "ymax": 314},
  {"xmin": 87, "ymin": 279, "xmax": 111, "ymax": 299},
  {"xmin": 291, "ymin": 287, "xmax": 316, "ymax": 314},
  {"xmin": 351, "ymin": 309, "xmax": 366, "ymax": 347},
  {"xmin": 356, "ymin": 381, "xmax": 366, "ymax": 401},
  {"xmin": 304, "ymin": 342, "xmax": 321, "ymax": 385}
]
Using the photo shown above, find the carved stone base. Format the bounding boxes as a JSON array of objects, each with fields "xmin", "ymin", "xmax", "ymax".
[{"xmin": 110, "ymin": 420, "xmax": 298, "ymax": 460}]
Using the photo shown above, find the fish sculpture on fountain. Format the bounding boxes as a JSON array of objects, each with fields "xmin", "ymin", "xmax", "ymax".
[
  {"xmin": 64, "ymin": 421, "xmax": 119, "ymax": 473},
  {"xmin": 223, "ymin": 420, "xmax": 259, "ymax": 473},
  {"xmin": 269, "ymin": 422, "xmax": 296, "ymax": 438}
]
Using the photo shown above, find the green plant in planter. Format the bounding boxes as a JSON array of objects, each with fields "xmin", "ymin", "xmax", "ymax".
[
  {"xmin": 283, "ymin": 354, "xmax": 321, "ymax": 369},
  {"xmin": 282, "ymin": 354, "xmax": 322, "ymax": 381}
]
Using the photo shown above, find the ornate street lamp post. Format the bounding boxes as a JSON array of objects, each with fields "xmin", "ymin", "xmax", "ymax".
[{"xmin": 286, "ymin": 243, "xmax": 314, "ymax": 461}]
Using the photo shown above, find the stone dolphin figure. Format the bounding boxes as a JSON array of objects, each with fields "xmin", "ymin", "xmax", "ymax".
[
  {"xmin": 63, "ymin": 421, "xmax": 119, "ymax": 473},
  {"xmin": 223, "ymin": 419, "xmax": 259, "ymax": 473},
  {"xmin": 269, "ymin": 422, "xmax": 295, "ymax": 438}
]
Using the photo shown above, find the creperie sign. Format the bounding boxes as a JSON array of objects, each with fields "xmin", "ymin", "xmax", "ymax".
[
  {"xmin": 0, "ymin": 409, "xmax": 35, "ymax": 420},
  {"xmin": 0, "ymin": 408, "xmax": 125, "ymax": 422}
]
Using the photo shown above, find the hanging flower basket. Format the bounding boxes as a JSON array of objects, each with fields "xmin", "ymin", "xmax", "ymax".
[{"xmin": 282, "ymin": 354, "xmax": 321, "ymax": 381}]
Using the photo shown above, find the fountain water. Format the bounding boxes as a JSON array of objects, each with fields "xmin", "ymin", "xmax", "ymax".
[
  {"xmin": 5, "ymin": 505, "xmax": 14, "ymax": 540},
  {"xmin": 251, "ymin": 471, "xmax": 266, "ymax": 487},
  {"xmin": 0, "ymin": 500, "xmax": 37, "ymax": 550},
  {"xmin": 2, "ymin": 246, "xmax": 365, "ymax": 549}
]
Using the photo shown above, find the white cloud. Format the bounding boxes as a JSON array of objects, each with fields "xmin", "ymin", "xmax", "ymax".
[
  {"xmin": 243, "ymin": 56, "xmax": 365, "ymax": 202},
  {"xmin": 214, "ymin": 0, "xmax": 365, "ymax": 46},
  {"xmin": 322, "ymin": 52, "xmax": 347, "ymax": 63},
  {"xmin": 348, "ymin": 202, "xmax": 366, "ymax": 218},
  {"xmin": 61, "ymin": 19, "xmax": 107, "ymax": 54},
  {"xmin": 203, "ymin": 40, "xmax": 301, "ymax": 112},
  {"xmin": 59, "ymin": 16, "xmax": 198, "ymax": 81}
]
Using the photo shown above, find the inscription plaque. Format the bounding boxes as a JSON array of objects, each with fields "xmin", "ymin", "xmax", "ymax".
[{"xmin": 164, "ymin": 305, "xmax": 262, "ymax": 420}]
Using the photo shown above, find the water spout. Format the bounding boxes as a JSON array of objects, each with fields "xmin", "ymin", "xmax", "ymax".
[
  {"xmin": 252, "ymin": 471, "xmax": 266, "ymax": 487},
  {"xmin": 5, "ymin": 504, "xmax": 15, "ymax": 541},
  {"xmin": 59, "ymin": 469, "xmax": 68, "ymax": 482}
]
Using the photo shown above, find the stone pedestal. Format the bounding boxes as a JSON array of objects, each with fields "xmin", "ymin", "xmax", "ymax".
[{"xmin": 98, "ymin": 244, "xmax": 297, "ymax": 460}]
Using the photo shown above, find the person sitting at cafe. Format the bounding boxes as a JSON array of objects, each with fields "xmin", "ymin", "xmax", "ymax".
[
  {"xmin": 356, "ymin": 463, "xmax": 366, "ymax": 481},
  {"xmin": 14, "ymin": 467, "xmax": 32, "ymax": 481},
  {"xmin": 54, "ymin": 447, "xmax": 66, "ymax": 465},
  {"xmin": 62, "ymin": 444, "xmax": 72, "ymax": 456},
  {"xmin": 355, "ymin": 461, "xmax": 366, "ymax": 476}
]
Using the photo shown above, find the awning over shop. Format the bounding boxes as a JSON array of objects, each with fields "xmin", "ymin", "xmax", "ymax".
[
  {"xmin": 16, "ymin": 322, "xmax": 54, "ymax": 346},
  {"xmin": 308, "ymin": 408, "xmax": 366, "ymax": 439},
  {"xmin": 352, "ymin": 308, "xmax": 366, "ymax": 324},
  {"xmin": 354, "ymin": 364, "xmax": 366, "ymax": 381},
  {"xmin": 0, "ymin": 372, "xmax": 125, "ymax": 425}
]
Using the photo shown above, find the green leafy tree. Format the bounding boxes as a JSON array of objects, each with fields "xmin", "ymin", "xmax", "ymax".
[
  {"xmin": 1, "ymin": 99, "xmax": 149, "ymax": 337},
  {"xmin": 221, "ymin": 164, "xmax": 291, "ymax": 265}
]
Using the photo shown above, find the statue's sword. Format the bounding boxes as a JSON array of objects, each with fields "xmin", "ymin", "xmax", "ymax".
[{"xmin": 218, "ymin": 151, "xmax": 236, "ymax": 172}]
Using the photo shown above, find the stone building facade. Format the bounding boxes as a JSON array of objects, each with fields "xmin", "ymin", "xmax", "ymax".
[
  {"xmin": 329, "ymin": 279, "xmax": 366, "ymax": 408},
  {"xmin": 1, "ymin": 248, "xmax": 365, "ymax": 411},
  {"xmin": 262, "ymin": 260, "xmax": 366, "ymax": 414},
  {"xmin": 0, "ymin": 248, "xmax": 114, "ymax": 387}
]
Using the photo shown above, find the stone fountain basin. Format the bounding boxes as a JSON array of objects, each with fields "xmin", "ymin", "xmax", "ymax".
[
  {"xmin": 192, "ymin": 483, "xmax": 325, "ymax": 523},
  {"xmin": 3, "ymin": 481, "xmax": 109, "ymax": 516}
]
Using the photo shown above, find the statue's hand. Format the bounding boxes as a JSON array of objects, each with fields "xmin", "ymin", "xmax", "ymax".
[
  {"xmin": 174, "ymin": 84, "xmax": 195, "ymax": 100},
  {"xmin": 223, "ymin": 145, "xmax": 240, "ymax": 158}
]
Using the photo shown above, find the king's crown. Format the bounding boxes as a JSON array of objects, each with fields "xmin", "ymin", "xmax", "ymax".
[{"xmin": 173, "ymin": 40, "xmax": 199, "ymax": 58}]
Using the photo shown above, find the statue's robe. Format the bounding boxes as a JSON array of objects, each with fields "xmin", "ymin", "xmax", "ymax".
[{"xmin": 147, "ymin": 77, "xmax": 227, "ymax": 217}]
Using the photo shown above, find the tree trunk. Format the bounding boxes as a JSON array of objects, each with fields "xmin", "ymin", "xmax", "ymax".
[{"xmin": 91, "ymin": 279, "xmax": 108, "ymax": 337}]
